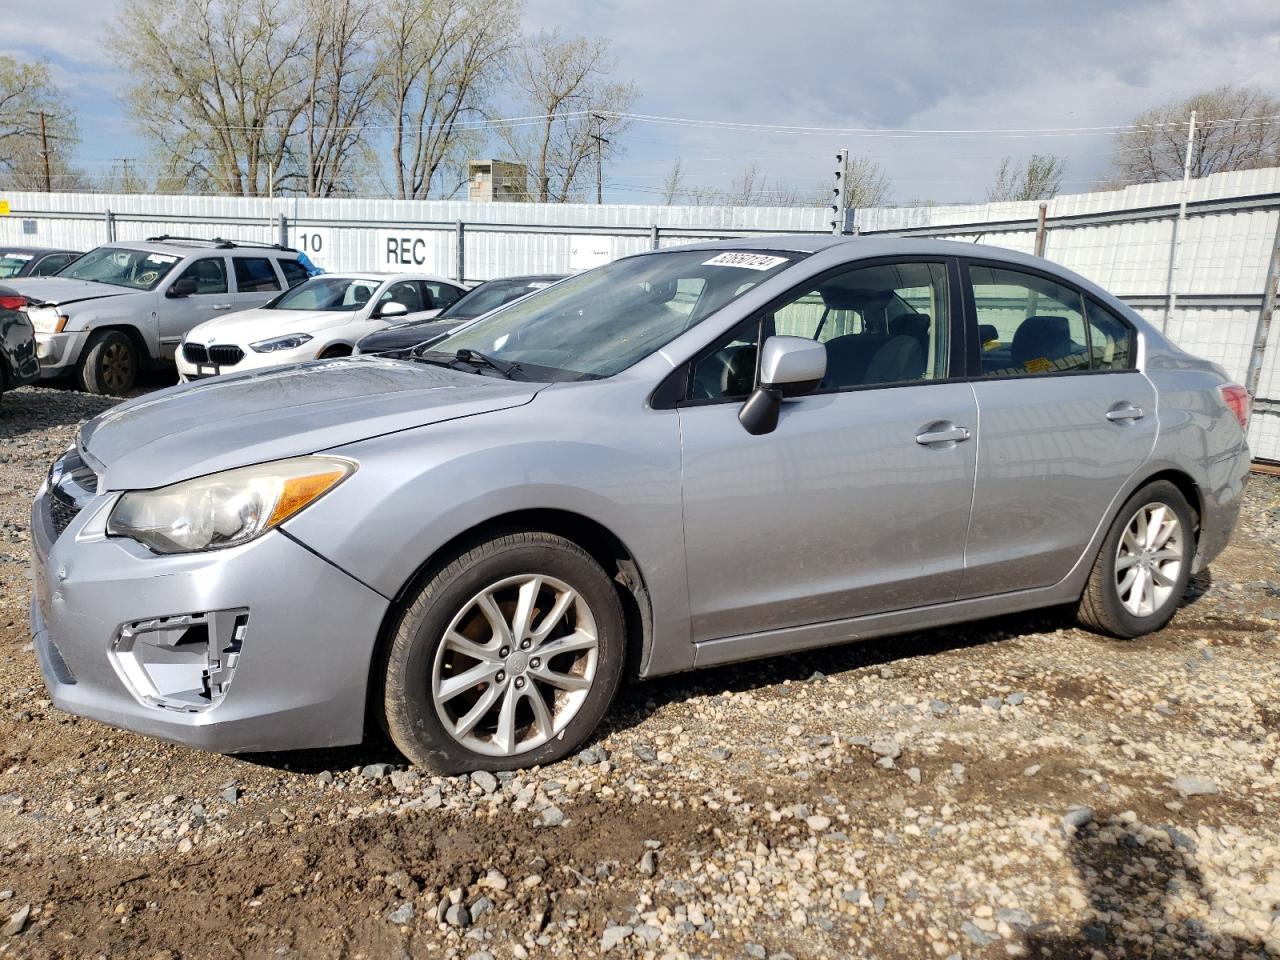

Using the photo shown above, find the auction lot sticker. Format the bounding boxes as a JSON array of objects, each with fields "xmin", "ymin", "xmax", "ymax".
[
  {"xmin": 702, "ymin": 252, "xmax": 789, "ymax": 270},
  {"xmin": 377, "ymin": 230, "xmax": 438, "ymax": 270}
]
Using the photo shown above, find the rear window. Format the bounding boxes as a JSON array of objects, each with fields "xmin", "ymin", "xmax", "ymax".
[{"xmin": 234, "ymin": 257, "xmax": 282, "ymax": 293}]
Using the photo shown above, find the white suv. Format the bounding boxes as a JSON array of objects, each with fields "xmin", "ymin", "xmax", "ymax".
[
  {"xmin": 176, "ymin": 273, "xmax": 467, "ymax": 381},
  {"xmin": 10, "ymin": 236, "xmax": 307, "ymax": 394}
]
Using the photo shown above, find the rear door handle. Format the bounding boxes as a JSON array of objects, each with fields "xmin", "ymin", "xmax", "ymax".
[
  {"xmin": 915, "ymin": 424, "xmax": 972, "ymax": 446},
  {"xmin": 1106, "ymin": 402, "xmax": 1144, "ymax": 422},
  {"xmin": 213, "ymin": 303, "xmax": 233, "ymax": 311}
]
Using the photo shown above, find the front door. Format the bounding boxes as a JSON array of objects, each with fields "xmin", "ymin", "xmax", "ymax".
[
  {"xmin": 958, "ymin": 261, "xmax": 1157, "ymax": 597},
  {"xmin": 677, "ymin": 258, "xmax": 978, "ymax": 643},
  {"xmin": 158, "ymin": 256, "xmax": 233, "ymax": 357}
]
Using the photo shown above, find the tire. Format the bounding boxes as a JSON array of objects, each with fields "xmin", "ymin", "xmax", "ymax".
[
  {"xmin": 1076, "ymin": 480, "xmax": 1196, "ymax": 638},
  {"xmin": 318, "ymin": 345, "xmax": 351, "ymax": 359},
  {"xmin": 383, "ymin": 531, "xmax": 626, "ymax": 773},
  {"xmin": 78, "ymin": 330, "xmax": 139, "ymax": 395}
]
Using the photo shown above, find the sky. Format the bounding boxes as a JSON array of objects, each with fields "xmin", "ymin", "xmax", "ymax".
[{"xmin": 4, "ymin": 0, "xmax": 1279, "ymax": 205}]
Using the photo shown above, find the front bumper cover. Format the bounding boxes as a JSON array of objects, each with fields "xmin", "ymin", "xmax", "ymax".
[{"xmin": 30, "ymin": 481, "xmax": 389, "ymax": 753}]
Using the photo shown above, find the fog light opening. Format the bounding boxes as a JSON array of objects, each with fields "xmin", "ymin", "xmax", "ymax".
[{"xmin": 111, "ymin": 609, "xmax": 248, "ymax": 713}]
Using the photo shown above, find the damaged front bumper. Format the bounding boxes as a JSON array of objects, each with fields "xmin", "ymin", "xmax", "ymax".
[{"xmin": 30, "ymin": 479, "xmax": 390, "ymax": 754}]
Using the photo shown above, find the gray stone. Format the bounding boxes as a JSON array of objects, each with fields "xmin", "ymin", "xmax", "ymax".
[
  {"xmin": 709, "ymin": 746, "xmax": 732, "ymax": 761},
  {"xmin": 1171, "ymin": 775, "xmax": 1219, "ymax": 797},
  {"xmin": 870, "ymin": 739, "xmax": 901, "ymax": 760},
  {"xmin": 929, "ymin": 699, "xmax": 951, "ymax": 716},
  {"xmin": 601, "ymin": 924, "xmax": 632, "ymax": 952},
  {"xmin": 996, "ymin": 908, "xmax": 1033, "ymax": 929},
  {"xmin": 634, "ymin": 923, "xmax": 662, "ymax": 945},
  {"xmin": 1159, "ymin": 824, "xmax": 1198, "ymax": 851},
  {"xmin": 470, "ymin": 896, "xmax": 494, "ymax": 920},
  {"xmin": 1005, "ymin": 692, "xmax": 1028, "ymax": 706},
  {"xmin": 961, "ymin": 921, "xmax": 998, "ymax": 946},
  {"xmin": 745, "ymin": 945, "xmax": 767, "ymax": 959},
  {"xmin": 471, "ymin": 770, "xmax": 498, "ymax": 794},
  {"xmin": 390, "ymin": 770, "xmax": 420, "ymax": 792},
  {"xmin": 1, "ymin": 904, "xmax": 30, "ymax": 937},
  {"xmin": 981, "ymin": 697, "xmax": 1003, "ymax": 709},
  {"xmin": 905, "ymin": 767, "xmax": 921, "ymax": 785},
  {"xmin": 361, "ymin": 763, "xmax": 392, "ymax": 780},
  {"xmin": 445, "ymin": 903, "xmax": 472, "ymax": 928},
  {"xmin": 637, "ymin": 850, "xmax": 657, "ymax": 877},
  {"xmin": 315, "ymin": 771, "xmax": 334, "ymax": 785},
  {"xmin": 220, "ymin": 785, "xmax": 240, "ymax": 804},
  {"xmin": 633, "ymin": 744, "xmax": 657, "ymax": 763},
  {"xmin": 1062, "ymin": 805, "xmax": 1095, "ymax": 830},
  {"xmin": 541, "ymin": 805, "xmax": 565, "ymax": 827},
  {"xmin": 388, "ymin": 902, "xmax": 414, "ymax": 925}
]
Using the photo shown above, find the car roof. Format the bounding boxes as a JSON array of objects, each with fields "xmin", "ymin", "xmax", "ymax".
[
  {"xmin": 0, "ymin": 245, "xmax": 81, "ymax": 256},
  {"xmin": 299, "ymin": 272, "xmax": 460, "ymax": 284},
  {"xmin": 475, "ymin": 274, "xmax": 567, "ymax": 284},
  {"xmin": 103, "ymin": 240, "xmax": 297, "ymax": 257}
]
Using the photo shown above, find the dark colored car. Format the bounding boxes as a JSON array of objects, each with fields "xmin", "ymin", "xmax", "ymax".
[
  {"xmin": 0, "ymin": 286, "xmax": 40, "ymax": 403},
  {"xmin": 0, "ymin": 247, "xmax": 82, "ymax": 280},
  {"xmin": 355, "ymin": 274, "xmax": 566, "ymax": 356}
]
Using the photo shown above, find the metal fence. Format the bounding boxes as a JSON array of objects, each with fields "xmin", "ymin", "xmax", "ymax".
[{"xmin": 2, "ymin": 168, "xmax": 1278, "ymax": 460}]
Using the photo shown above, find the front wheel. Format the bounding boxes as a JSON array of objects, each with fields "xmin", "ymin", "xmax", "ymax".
[
  {"xmin": 78, "ymin": 330, "xmax": 139, "ymax": 395},
  {"xmin": 1076, "ymin": 480, "xmax": 1195, "ymax": 638},
  {"xmin": 383, "ymin": 531, "xmax": 626, "ymax": 773}
]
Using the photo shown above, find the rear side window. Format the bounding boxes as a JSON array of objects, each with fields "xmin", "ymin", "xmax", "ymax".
[
  {"xmin": 234, "ymin": 257, "xmax": 282, "ymax": 293},
  {"xmin": 1085, "ymin": 298, "xmax": 1135, "ymax": 371},
  {"xmin": 969, "ymin": 265, "xmax": 1089, "ymax": 377},
  {"xmin": 279, "ymin": 259, "xmax": 309, "ymax": 288},
  {"xmin": 33, "ymin": 254, "xmax": 75, "ymax": 276}
]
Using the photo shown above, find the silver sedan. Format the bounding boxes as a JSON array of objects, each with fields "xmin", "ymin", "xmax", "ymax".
[{"xmin": 30, "ymin": 237, "xmax": 1250, "ymax": 772}]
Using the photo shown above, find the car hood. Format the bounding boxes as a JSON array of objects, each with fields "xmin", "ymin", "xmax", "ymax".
[
  {"xmin": 80, "ymin": 356, "xmax": 542, "ymax": 490},
  {"xmin": 187, "ymin": 307, "xmax": 356, "ymax": 343},
  {"xmin": 357, "ymin": 319, "xmax": 459, "ymax": 353},
  {"xmin": 7, "ymin": 277, "xmax": 138, "ymax": 307}
]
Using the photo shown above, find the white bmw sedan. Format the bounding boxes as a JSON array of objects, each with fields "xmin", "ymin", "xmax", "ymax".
[{"xmin": 176, "ymin": 272, "xmax": 467, "ymax": 380}]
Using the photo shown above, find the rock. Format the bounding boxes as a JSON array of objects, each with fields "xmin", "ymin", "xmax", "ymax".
[
  {"xmin": 961, "ymin": 921, "xmax": 997, "ymax": 946},
  {"xmin": 541, "ymin": 805, "xmax": 565, "ymax": 827},
  {"xmin": 981, "ymin": 697, "xmax": 1003, "ymax": 709},
  {"xmin": 388, "ymin": 902, "xmax": 414, "ymax": 925},
  {"xmin": 709, "ymin": 746, "xmax": 732, "ymax": 761},
  {"xmin": 470, "ymin": 896, "xmax": 494, "ymax": 920},
  {"xmin": 1005, "ymin": 692, "xmax": 1028, "ymax": 706},
  {"xmin": 601, "ymin": 923, "xmax": 632, "ymax": 952},
  {"xmin": 445, "ymin": 903, "xmax": 471, "ymax": 928},
  {"xmin": 361, "ymin": 763, "xmax": 392, "ymax": 780},
  {"xmin": 471, "ymin": 770, "xmax": 498, "ymax": 794},
  {"xmin": 870, "ymin": 739, "xmax": 901, "ymax": 760},
  {"xmin": 1062, "ymin": 805, "xmax": 1095, "ymax": 830},
  {"xmin": 635, "ymin": 923, "xmax": 662, "ymax": 945},
  {"xmin": 477, "ymin": 870, "xmax": 508, "ymax": 892},
  {"xmin": 805, "ymin": 814, "xmax": 831, "ymax": 831},
  {"xmin": 745, "ymin": 945, "xmax": 767, "ymax": 959},
  {"xmin": 637, "ymin": 850, "xmax": 657, "ymax": 877},
  {"xmin": 315, "ymin": 771, "xmax": 334, "ymax": 785},
  {"xmin": 633, "ymin": 745, "xmax": 657, "ymax": 763},
  {"xmin": 1023, "ymin": 764, "xmax": 1041, "ymax": 777},
  {"xmin": 996, "ymin": 908, "xmax": 1033, "ymax": 929},
  {"xmin": 951, "ymin": 763, "xmax": 966, "ymax": 784},
  {"xmin": 220, "ymin": 785, "xmax": 240, "ymax": 804},
  {"xmin": 390, "ymin": 770, "xmax": 420, "ymax": 792},
  {"xmin": 1159, "ymin": 824, "xmax": 1198, "ymax": 851},
  {"xmin": 929, "ymin": 699, "xmax": 951, "ymax": 716},
  {"xmin": 905, "ymin": 767, "xmax": 921, "ymax": 785},
  {"xmin": 1171, "ymin": 775, "xmax": 1219, "ymax": 797},
  {"xmin": 2, "ymin": 904, "xmax": 30, "ymax": 937}
]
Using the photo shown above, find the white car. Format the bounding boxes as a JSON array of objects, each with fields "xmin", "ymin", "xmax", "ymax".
[{"xmin": 176, "ymin": 272, "xmax": 467, "ymax": 380}]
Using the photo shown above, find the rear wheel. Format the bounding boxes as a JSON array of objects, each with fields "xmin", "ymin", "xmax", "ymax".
[
  {"xmin": 79, "ymin": 330, "xmax": 139, "ymax": 395},
  {"xmin": 1076, "ymin": 480, "xmax": 1195, "ymax": 638},
  {"xmin": 383, "ymin": 531, "xmax": 625, "ymax": 773}
]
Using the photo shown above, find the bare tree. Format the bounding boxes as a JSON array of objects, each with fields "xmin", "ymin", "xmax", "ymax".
[
  {"xmin": 297, "ymin": 0, "xmax": 379, "ymax": 197},
  {"xmin": 110, "ymin": 0, "xmax": 311, "ymax": 196},
  {"xmin": 1109, "ymin": 84, "xmax": 1280, "ymax": 185},
  {"xmin": 374, "ymin": 0, "xmax": 520, "ymax": 200},
  {"xmin": 0, "ymin": 55, "xmax": 80, "ymax": 190},
  {"xmin": 660, "ymin": 156, "xmax": 685, "ymax": 204},
  {"xmin": 986, "ymin": 154, "xmax": 1065, "ymax": 202},
  {"xmin": 500, "ymin": 31, "xmax": 636, "ymax": 202},
  {"xmin": 842, "ymin": 155, "xmax": 893, "ymax": 209}
]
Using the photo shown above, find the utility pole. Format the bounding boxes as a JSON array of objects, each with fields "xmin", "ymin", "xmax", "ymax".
[
  {"xmin": 28, "ymin": 111, "xmax": 52, "ymax": 192},
  {"xmin": 831, "ymin": 148, "xmax": 850, "ymax": 235},
  {"xmin": 590, "ymin": 114, "xmax": 609, "ymax": 205},
  {"xmin": 112, "ymin": 158, "xmax": 136, "ymax": 192},
  {"xmin": 1163, "ymin": 109, "xmax": 1197, "ymax": 331}
]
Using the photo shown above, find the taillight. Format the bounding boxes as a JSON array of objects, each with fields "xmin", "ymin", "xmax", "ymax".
[
  {"xmin": 1219, "ymin": 383, "xmax": 1249, "ymax": 430},
  {"xmin": 0, "ymin": 294, "xmax": 27, "ymax": 311}
]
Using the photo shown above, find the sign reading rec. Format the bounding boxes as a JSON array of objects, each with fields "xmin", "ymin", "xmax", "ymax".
[{"xmin": 377, "ymin": 230, "xmax": 436, "ymax": 269}]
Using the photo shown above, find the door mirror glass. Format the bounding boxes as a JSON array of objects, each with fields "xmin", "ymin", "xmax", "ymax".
[
  {"xmin": 759, "ymin": 336, "xmax": 826, "ymax": 396},
  {"xmin": 167, "ymin": 276, "xmax": 198, "ymax": 298},
  {"xmin": 378, "ymin": 301, "xmax": 409, "ymax": 319}
]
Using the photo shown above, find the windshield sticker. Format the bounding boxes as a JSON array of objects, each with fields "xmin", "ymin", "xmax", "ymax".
[
  {"xmin": 702, "ymin": 252, "xmax": 789, "ymax": 271},
  {"xmin": 2, "ymin": 253, "xmax": 33, "ymax": 261},
  {"xmin": 145, "ymin": 254, "xmax": 179, "ymax": 265}
]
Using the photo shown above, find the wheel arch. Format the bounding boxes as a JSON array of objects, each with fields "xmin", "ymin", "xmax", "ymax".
[
  {"xmin": 82, "ymin": 323, "xmax": 149, "ymax": 364},
  {"xmin": 1134, "ymin": 467, "xmax": 1203, "ymax": 531},
  {"xmin": 365, "ymin": 507, "xmax": 653, "ymax": 731}
]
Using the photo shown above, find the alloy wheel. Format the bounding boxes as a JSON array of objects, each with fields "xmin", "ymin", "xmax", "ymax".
[
  {"xmin": 430, "ymin": 573, "xmax": 599, "ymax": 757},
  {"xmin": 1114, "ymin": 501, "xmax": 1184, "ymax": 617}
]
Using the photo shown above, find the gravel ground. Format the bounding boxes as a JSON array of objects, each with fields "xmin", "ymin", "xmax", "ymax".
[{"xmin": 1, "ymin": 383, "xmax": 1278, "ymax": 960}]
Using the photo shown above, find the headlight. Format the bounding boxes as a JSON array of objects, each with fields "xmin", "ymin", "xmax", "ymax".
[
  {"xmin": 250, "ymin": 333, "xmax": 313, "ymax": 353},
  {"xmin": 27, "ymin": 305, "xmax": 68, "ymax": 334},
  {"xmin": 106, "ymin": 456, "xmax": 354, "ymax": 554}
]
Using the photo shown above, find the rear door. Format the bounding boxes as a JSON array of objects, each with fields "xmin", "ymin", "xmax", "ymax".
[
  {"xmin": 230, "ymin": 255, "xmax": 284, "ymax": 311},
  {"xmin": 958, "ymin": 260, "xmax": 1156, "ymax": 597},
  {"xmin": 677, "ymin": 257, "xmax": 978, "ymax": 644}
]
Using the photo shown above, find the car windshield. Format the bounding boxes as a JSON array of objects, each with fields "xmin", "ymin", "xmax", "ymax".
[
  {"xmin": 0, "ymin": 253, "xmax": 34, "ymax": 278},
  {"xmin": 431, "ymin": 250, "xmax": 799, "ymax": 380},
  {"xmin": 270, "ymin": 276, "xmax": 381, "ymax": 311},
  {"xmin": 56, "ymin": 246, "xmax": 181, "ymax": 290},
  {"xmin": 439, "ymin": 278, "xmax": 557, "ymax": 321}
]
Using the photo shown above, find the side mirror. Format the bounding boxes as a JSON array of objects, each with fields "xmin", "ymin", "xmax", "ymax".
[
  {"xmin": 167, "ymin": 276, "xmax": 198, "ymax": 299},
  {"xmin": 377, "ymin": 301, "xmax": 409, "ymax": 319},
  {"xmin": 738, "ymin": 336, "xmax": 827, "ymax": 436}
]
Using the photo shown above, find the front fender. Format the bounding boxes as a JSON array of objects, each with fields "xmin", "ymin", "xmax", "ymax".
[{"xmin": 66, "ymin": 294, "xmax": 160, "ymax": 356}]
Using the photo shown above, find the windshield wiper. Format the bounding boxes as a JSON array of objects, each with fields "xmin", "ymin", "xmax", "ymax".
[{"xmin": 413, "ymin": 348, "xmax": 529, "ymax": 381}]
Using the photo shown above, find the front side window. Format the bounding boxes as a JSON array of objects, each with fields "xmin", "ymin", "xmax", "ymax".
[
  {"xmin": 690, "ymin": 260, "xmax": 950, "ymax": 400},
  {"xmin": 425, "ymin": 281, "xmax": 462, "ymax": 310},
  {"xmin": 234, "ymin": 257, "xmax": 282, "ymax": 293},
  {"xmin": 1085, "ymin": 298, "xmax": 1136, "ymax": 371},
  {"xmin": 970, "ymin": 265, "xmax": 1089, "ymax": 377},
  {"xmin": 57, "ymin": 246, "xmax": 181, "ymax": 290},
  {"xmin": 433, "ymin": 249, "xmax": 799, "ymax": 381},
  {"xmin": 379, "ymin": 280, "xmax": 424, "ymax": 313},
  {"xmin": 270, "ymin": 276, "xmax": 380, "ymax": 311},
  {"xmin": 174, "ymin": 257, "xmax": 228, "ymax": 295}
]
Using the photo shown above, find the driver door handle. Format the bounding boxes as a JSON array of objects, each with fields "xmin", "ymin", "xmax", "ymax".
[
  {"xmin": 915, "ymin": 424, "xmax": 972, "ymax": 446},
  {"xmin": 1105, "ymin": 402, "xmax": 1144, "ymax": 422},
  {"xmin": 212, "ymin": 303, "xmax": 234, "ymax": 311}
]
